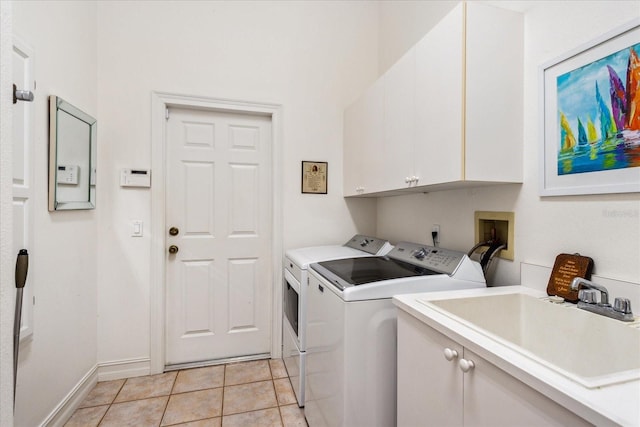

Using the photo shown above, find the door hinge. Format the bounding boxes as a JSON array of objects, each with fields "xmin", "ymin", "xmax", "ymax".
[{"xmin": 165, "ymin": 108, "xmax": 169, "ymax": 120}]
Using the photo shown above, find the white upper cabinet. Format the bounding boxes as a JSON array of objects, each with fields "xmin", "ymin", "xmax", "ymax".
[{"xmin": 344, "ymin": 1, "xmax": 523, "ymax": 197}]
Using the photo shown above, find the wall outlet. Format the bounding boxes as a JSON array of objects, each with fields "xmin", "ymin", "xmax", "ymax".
[
  {"xmin": 431, "ymin": 224, "xmax": 440, "ymax": 245},
  {"xmin": 474, "ymin": 211, "xmax": 514, "ymax": 260}
]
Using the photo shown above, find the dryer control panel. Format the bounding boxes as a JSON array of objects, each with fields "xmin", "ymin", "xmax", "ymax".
[
  {"xmin": 388, "ymin": 242, "xmax": 466, "ymax": 276},
  {"xmin": 344, "ymin": 234, "xmax": 393, "ymax": 255}
]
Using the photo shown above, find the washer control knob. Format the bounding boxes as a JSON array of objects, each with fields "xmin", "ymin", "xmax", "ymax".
[{"xmin": 413, "ymin": 248, "xmax": 427, "ymax": 261}]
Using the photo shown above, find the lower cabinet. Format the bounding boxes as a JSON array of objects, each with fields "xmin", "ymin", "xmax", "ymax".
[{"xmin": 397, "ymin": 311, "xmax": 591, "ymax": 427}]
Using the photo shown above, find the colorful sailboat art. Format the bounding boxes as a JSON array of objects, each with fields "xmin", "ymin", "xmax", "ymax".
[{"xmin": 557, "ymin": 43, "xmax": 640, "ymax": 175}]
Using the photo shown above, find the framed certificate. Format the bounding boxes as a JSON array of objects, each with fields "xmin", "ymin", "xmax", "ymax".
[{"xmin": 301, "ymin": 161, "xmax": 328, "ymax": 194}]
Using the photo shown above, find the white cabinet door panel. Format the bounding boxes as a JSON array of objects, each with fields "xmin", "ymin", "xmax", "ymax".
[
  {"xmin": 397, "ymin": 311, "xmax": 463, "ymax": 427},
  {"xmin": 382, "ymin": 48, "xmax": 416, "ymax": 191},
  {"xmin": 463, "ymin": 348, "xmax": 591, "ymax": 427},
  {"xmin": 415, "ymin": 3, "xmax": 464, "ymax": 186}
]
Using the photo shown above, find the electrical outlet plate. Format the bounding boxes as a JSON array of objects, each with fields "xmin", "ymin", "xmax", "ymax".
[{"xmin": 474, "ymin": 211, "xmax": 514, "ymax": 260}]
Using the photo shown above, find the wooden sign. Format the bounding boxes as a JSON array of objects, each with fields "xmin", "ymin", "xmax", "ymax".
[{"xmin": 546, "ymin": 253, "xmax": 594, "ymax": 302}]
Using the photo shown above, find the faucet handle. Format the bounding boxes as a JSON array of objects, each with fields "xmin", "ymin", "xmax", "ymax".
[
  {"xmin": 578, "ymin": 289, "xmax": 598, "ymax": 304},
  {"xmin": 614, "ymin": 298, "xmax": 633, "ymax": 315}
]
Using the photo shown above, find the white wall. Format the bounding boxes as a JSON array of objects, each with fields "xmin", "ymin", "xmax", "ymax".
[
  {"xmin": 12, "ymin": 1, "xmax": 98, "ymax": 425},
  {"xmin": 95, "ymin": 1, "xmax": 378, "ymax": 366},
  {"xmin": 378, "ymin": 0, "xmax": 456, "ymax": 74},
  {"xmin": 376, "ymin": 1, "xmax": 640, "ymax": 286}
]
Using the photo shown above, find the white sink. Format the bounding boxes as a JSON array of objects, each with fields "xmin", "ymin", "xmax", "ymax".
[{"xmin": 420, "ymin": 292, "xmax": 640, "ymax": 388}]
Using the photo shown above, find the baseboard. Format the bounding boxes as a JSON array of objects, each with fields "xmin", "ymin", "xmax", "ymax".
[
  {"xmin": 41, "ymin": 357, "xmax": 151, "ymax": 426},
  {"xmin": 97, "ymin": 357, "xmax": 151, "ymax": 381},
  {"xmin": 41, "ymin": 365, "xmax": 98, "ymax": 427}
]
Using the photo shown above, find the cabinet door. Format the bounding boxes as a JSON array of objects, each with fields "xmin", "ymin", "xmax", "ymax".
[
  {"xmin": 414, "ymin": 2, "xmax": 464, "ymax": 186},
  {"xmin": 360, "ymin": 79, "xmax": 385, "ymax": 194},
  {"xmin": 344, "ymin": 79, "xmax": 384, "ymax": 196},
  {"xmin": 464, "ymin": 2, "xmax": 523, "ymax": 183},
  {"xmin": 343, "ymin": 93, "xmax": 364, "ymax": 197},
  {"xmin": 397, "ymin": 311, "xmax": 463, "ymax": 427},
  {"xmin": 462, "ymin": 348, "xmax": 591, "ymax": 427},
  {"xmin": 381, "ymin": 47, "xmax": 416, "ymax": 191}
]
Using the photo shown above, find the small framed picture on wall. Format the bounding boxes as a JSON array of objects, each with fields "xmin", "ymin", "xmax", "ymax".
[{"xmin": 301, "ymin": 161, "xmax": 328, "ymax": 194}]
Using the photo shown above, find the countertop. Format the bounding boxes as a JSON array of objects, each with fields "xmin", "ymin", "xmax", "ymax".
[{"xmin": 393, "ymin": 286, "xmax": 640, "ymax": 426}]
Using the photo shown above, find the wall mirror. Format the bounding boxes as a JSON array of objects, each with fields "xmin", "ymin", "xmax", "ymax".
[{"xmin": 48, "ymin": 96, "xmax": 97, "ymax": 211}]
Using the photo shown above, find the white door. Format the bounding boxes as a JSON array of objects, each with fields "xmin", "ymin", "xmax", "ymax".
[
  {"xmin": 12, "ymin": 38, "xmax": 35, "ymax": 342},
  {"xmin": 165, "ymin": 107, "xmax": 272, "ymax": 366}
]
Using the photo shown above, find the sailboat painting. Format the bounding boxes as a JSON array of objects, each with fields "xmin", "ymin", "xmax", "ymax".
[{"xmin": 556, "ymin": 41, "xmax": 640, "ymax": 176}]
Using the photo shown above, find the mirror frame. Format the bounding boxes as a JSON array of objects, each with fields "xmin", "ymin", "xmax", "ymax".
[{"xmin": 48, "ymin": 95, "xmax": 97, "ymax": 211}]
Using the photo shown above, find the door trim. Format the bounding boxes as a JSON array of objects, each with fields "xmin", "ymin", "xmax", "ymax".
[{"xmin": 150, "ymin": 92, "xmax": 283, "ymax": 374}]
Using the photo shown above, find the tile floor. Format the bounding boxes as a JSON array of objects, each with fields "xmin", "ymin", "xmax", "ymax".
[{"xmin": 64, "ymin": 359, "xmax": 307, "ymax": 427}]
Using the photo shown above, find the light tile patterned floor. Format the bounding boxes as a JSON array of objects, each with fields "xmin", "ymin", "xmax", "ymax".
[{"xmin": 64, "ymin": 359, "xmax": 307, "ymax": 427}]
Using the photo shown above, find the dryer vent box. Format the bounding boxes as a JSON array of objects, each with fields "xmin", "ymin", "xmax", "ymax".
[
  {"xmin": 120, "ymin": 169, "xmax": 151, "ymax": 187},
  {"xmin": 474, "ymin": 211, "xmax": 515, "ymax": 261}
]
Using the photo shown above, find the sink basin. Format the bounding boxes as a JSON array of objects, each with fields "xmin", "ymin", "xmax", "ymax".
[{"xmin": 420, "ymin": 292, "xmax": 640, "ymax": 388}]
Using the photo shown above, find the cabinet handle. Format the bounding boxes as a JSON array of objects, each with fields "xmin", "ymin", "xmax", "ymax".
[
  {"xmin": 459, "ymin": 358, "xmax": 475, "ymax": 373},
  {"xmin": 443, "ymin": 348, "xmax": 458, "ymax": 361}
]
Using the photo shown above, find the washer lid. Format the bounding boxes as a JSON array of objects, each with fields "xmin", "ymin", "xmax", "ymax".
[
  {"xmin": 286, "ymin": 245, "xmax": 372, "ymax": 270},
  {"xmin": 312, "ymin": 256, "xmax": 439, "ymax": 289},
  {"xmin": 285, "ymin": 234, "xmax": 393, "ymax": 269}
]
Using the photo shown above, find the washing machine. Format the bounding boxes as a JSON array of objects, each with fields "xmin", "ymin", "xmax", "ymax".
[
  {"xmin": 283, "ymin": 234, "xmax": 393, "ymax": 407},
  {"xmin": 304, "ymin": 241, "xmax": 486, "ymax": 427}
]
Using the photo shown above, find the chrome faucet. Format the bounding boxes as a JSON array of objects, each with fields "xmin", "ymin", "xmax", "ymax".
[
  {"xmin": 570, "ymin": 277, "xmax": 634, "ymax": 322},
  {"xmin": 571, "ymin": 277, "xmax": 609, "ymax": 304}
]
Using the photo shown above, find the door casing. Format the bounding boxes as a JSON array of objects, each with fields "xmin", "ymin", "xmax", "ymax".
[{"xmin": 150, "ymin": 92, "xmax": 283, "ymax": 374}]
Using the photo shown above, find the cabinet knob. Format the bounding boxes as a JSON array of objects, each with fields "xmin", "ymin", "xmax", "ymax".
[
  {"xmin": 168, "ymin": 245, "xmax": 179, "ymax": 254},
  {"xmin": 443, "ymin": 348, "xmax": 458, "ymax": 361},
  {"xmin": 413, "ymin": 176, "xmax": 419, "ymax": 183},
  {"xmin": 459, "ymin": 358, "xmax": 475, "ymax": 373}
]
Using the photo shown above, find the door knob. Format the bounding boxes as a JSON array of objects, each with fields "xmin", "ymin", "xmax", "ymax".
[
  {"xmin": 168, "ymin": 245, "xmax": 179, "ymax": 254},
  {"xmin": 169, "ymin": 227, "xmax": 179, "ymax": 236},
  {"xmin": 13, "ymin": 84, "xmax": 34, "ymax": 104}
]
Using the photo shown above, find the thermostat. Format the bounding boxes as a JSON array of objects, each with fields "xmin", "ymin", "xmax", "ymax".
[
  {"xmin": 120, "ymin": 169, "xmax": 151, "ymax": 187},
  {"xmin": 57, "ymin": 164, "xmax": 79, "ymax": 185}
]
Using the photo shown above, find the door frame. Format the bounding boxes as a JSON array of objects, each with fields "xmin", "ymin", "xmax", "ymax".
[{"xmin": 150, "ymin": 92, "xmax": 283, "ymax": 374}]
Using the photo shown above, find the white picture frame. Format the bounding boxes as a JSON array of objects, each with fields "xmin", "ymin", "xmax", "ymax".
[{"xmin": 539, "ymin": 19, "xmax": 640, "ymax": 196}]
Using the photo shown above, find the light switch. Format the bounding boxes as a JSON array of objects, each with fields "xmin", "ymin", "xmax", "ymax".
[{"xmin": 132, "ymin": 220, "xmax": 143, "ymax": 237}]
